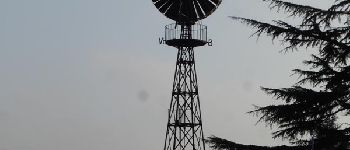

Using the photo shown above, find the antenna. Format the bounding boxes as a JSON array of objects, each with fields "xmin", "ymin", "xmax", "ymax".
[{"xmin": 152, "ymin": 0, "xmax": 221, "ymax": 150}]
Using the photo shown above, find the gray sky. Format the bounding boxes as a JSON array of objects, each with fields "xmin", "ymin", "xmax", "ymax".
[{"xmin": 0, "ymin": 0, "xmax": 334, "ymax": 150}]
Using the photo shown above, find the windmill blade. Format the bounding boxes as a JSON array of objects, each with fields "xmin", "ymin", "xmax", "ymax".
[
  {"xmin": 210, "ymin": 0, "xmax": 222, "ymax": 6},
  {"xmin": 164, "ymin": 0, "xmax": 181, "ymax": 21},
  {"xmin": 154, "ymin": 0, "xmax": 170, "ymax": 12},
  {"xmin": 196, "ymin": 0, "xmax": 216, "ymax": 17},
  {"xmin": 194, "ymin": 0, "xmax": 206, "ymax": 19},
  {"xmin": 159, "ymin": 0, "xmax": 173, "ymax": 13},
  {"xmin": 180, "ymin": 0, "xmax": 198, "ymax": 21}
]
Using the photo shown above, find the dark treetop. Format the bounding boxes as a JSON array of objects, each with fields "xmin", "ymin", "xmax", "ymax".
[{"xmin": 208, "ymin": 0, "xmax": 350, "ymax": 149}]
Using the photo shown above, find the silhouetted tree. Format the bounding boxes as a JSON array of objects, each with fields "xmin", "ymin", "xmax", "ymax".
[
  {"xmin": 207, "ymin": 0, "xmax": 350, "ymax": 149},
  {"xmin": 206, "ymin": 136, "xmax": 308, "ymax": 150}
]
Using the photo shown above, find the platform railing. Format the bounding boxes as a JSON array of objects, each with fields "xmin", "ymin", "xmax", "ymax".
[{"xmin": 165, "ymin": 23, "xmax": 207, "ymax": 42}]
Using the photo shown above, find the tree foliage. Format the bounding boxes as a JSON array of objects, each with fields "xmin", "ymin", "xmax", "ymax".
[
  {"xmin": 206, "ymin": 136, "xmax": 308, "ymax": 150},
  {"xmin": 207, "ymin": 0, "xmax": 350, "ymax": 149}
]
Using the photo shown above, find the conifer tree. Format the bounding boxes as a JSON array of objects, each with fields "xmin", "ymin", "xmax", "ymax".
[{"xmin": 208, "ymin": 0, "xmax": 350, "ymax": 149}]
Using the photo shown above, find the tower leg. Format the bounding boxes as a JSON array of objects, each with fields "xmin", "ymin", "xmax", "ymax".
[{"xmin": 163, "ymin": 46, "xmax": 205, "ymax": 150}]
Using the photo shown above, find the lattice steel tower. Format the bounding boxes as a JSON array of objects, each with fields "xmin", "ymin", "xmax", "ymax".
[{"xmin": 152, "ymin": 0, "xmax": 221, "ymax": 150}]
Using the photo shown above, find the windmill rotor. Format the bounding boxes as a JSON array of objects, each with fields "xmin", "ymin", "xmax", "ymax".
[{"xmin": 152, "ymin": 0, "xmax": 222, "ymax": 23}]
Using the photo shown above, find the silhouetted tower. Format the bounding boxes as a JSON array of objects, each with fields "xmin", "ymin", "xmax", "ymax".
[{"xmin": 152, "ymin": 0, "xmax": 221, "ymax": 150}]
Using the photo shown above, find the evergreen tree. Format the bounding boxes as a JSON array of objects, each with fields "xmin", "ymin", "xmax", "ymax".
[{"xmin": 207, "ymin": 0, "xmax": 350, "ymax": 149}]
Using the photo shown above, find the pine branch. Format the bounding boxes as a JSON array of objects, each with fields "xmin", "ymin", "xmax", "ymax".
[
  {"xmin": 293, "ymin": 69, "xmax": 330, "ymax": 87},
  {"xmin": 260, "ymin": 86, "xmax": 321, "ymax": 103},
  {"xmin": 263, "ymin": 0, "xmax": 350, "ymax": 26},
  {"xmin": 293, "ymin": 55, "xmax": 338, "ymax": 87},
  {"xmin": 263, "ymin": 0, "xmax": 325, "ymax": 17},
  {"xmin": 250, "ymin": 85, "xmax": 348, "ymax": 141},
  {"xmin": 330, "ymin": 0, "xmax": 350, "ymax": 12},
  {"xmin": 231, "ymin": 16, "xmax": 350, "ymax": 64},
  {"xmin": 272, "ymin": 120, "xmax": 319, "ymax": 140}
]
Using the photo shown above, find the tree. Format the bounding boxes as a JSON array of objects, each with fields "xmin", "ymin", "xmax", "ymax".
[{"xmin": 207, "ymin": 0, "xmax": 350, "ymax": 149}]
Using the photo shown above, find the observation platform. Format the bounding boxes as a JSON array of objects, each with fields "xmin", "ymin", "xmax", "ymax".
[{"xmin": 164, "ymin": 23, "xmax": 208, "ymax": 47}]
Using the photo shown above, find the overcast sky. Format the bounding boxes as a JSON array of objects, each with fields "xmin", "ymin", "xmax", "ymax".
[{"xmin": 0, "ymin": 0, "xmax": 336, "ymax": 150}]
